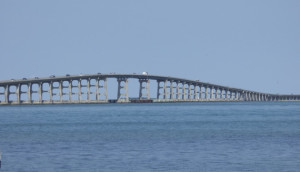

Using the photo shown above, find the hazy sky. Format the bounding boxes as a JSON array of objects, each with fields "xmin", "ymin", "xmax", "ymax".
[{"xmin": 1, "ymin": 0, "xmax": 299, "ymax": 94}]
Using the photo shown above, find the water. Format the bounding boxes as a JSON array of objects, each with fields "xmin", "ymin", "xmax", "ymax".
[{"xmin": 0, "ymin": 102, "xmax": 300, "ymax": 171}]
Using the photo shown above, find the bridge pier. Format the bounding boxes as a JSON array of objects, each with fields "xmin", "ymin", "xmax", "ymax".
[
  {"xmin": 38, "ymin": 83, "xmax": 42, "ymax": 103},
  {"xmin": 243, "ymin": 92, "xmax": 247, "ymax": 101},
  {"xmin": 49, "ymin": 82, "xmax": 53, "ymax": 102},
  {"xmin": 169, "ymin": 81, "xmax": 174, "ymax": 99},
  {"xmin": 236, "ymin": 91, "xmax": 239, "ymax": 100},
  {"xmin": 210, "ymin": 87, "xmax": 213, "ymax": 99},
  {"xmin": 157, "ymin": 80, "xmax": 163, "ymax": 100},
  {"xmin": 187, "ymin": 83, "xmax": 191, "ymax": 100},
  {"xmin": 163, "ymin": 80, "xmax": 168, "ymax": 99},
  {"xmin": 59, "ymin": 81, "xmax": 63, "ymax": 102},
  {"xmin": 86, "ymin": 79, "xmax": 90, "ymax": 101},
  {"xmin": 220, "ymin": 89, "xmax": 223, "ymax": 99},
  {"xmin": 175, "ymin": 81, "xmax": 179, "ymax": 99},
  {"xmin": 16, "ymin": 84, "xmax": 20, "ymax": 104},
  {"xmin": 78, "ymin": 80, "xmax": 82, "ymax": 102},
  {"xmin": 181, "ymin": 82, "xmax": 185, "ymax": 100},
  {"xmin": 199, "ymin": 85, "xmax": 202, "ymax": 99},
  {"xmin": 139, "ymin": 79, "xmax": 150, "ymax": 99},
  {"xmin": 98, "ymin": 78, "xmax": 108, "ymax": 102},
  {"xmin": 69, "ymin": 80, "xmax": 72, "ymax": 102},
  {"xmin": 193, "ymin": 85, "xmax": 197, "ymax": 99},
  {"xmin": 117, "ymin": 78, "xmax": 129, "ymax": 102},
  {"xmin": 4, "ymin": 85, "xmax": 8, "ymax": 103}
]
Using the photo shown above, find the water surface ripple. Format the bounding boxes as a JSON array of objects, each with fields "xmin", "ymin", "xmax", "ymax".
[{"xmin": 0, "ymin": 102, "xmax": 300, "ymax": 171}]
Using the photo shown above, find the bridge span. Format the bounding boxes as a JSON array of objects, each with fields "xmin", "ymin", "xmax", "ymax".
[{"xmin": 0, "ymin": 73, "xmax": 299, "ymax": 105}]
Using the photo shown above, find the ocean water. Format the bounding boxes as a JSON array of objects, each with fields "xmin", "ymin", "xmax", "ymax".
[{"xmin": 0, "ymin": 102, "xmax": 300, "ymax": 172}]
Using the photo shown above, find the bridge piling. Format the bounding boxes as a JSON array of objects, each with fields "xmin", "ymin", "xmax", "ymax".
[
  {"xmin": 175, "ymin": 81, "xmax": 179, "ymax": 99},
  {"xmin": 117, "ymin": 78, "xmax": 129, "ymax": 102},
  {"xmin": 169, "ymin": 81, "xmax": 174, "ymax": 99},
  {"xmin": 193, "ymin": 85, "xmax": 197, "ymax": 100},
  {"xmin": 163, "ymin": 80, "xmax": 168, "ymax": 100},
  {"xmin": 139, "ymin": 79, "xmax": 150, "ymax": 100}
]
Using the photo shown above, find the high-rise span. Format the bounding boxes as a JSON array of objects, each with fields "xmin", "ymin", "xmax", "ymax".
[{"xmin": 0, "ymin": 73, "xmax": 299, "ymax": 105}]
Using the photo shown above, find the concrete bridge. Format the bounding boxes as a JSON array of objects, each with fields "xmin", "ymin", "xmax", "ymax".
[{"xmin": 0, "ymin": 73, "xmax": 299, "ymax": 105}]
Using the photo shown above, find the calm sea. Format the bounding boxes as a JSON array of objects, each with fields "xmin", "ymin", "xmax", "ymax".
[{"xmin": 0, "ymin": 102, "xmax": 300, "ymax": 172}]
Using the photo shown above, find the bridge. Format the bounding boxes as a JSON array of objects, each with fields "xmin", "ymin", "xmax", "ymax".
[{"xmin": 0, "ymin": 73, "xmax": 299, "ymax": 105}]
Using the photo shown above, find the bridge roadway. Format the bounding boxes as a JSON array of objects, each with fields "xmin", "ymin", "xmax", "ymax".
[{"xmin": 0, "ymin": 73, "xmax": 299, "ymax": 105}]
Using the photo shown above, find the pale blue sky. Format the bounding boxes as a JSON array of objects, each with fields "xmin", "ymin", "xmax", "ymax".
[{"xmin": 1, "ymin": 0, "xmax": 300, "ymax": 95}]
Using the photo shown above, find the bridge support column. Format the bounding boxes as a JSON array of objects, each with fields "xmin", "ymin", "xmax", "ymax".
[
  {"xmin": 163, "ymin": 80, "xmax": 168, "ymax": 100},
  {"xmin": 210, "ymin": 87, "xmax": 213, "ymax": 99},
  {"xmin": 157, "ymin": 80, "xmax": 162, "ymax": 100},
  {"xmin": 260, "ymin": 94, "xmax": 263, "ymax": 101},
  {"xmin": 205, "ymin": 87, "xmax": 208, "ymax": 99},
  {"xmin": 258, "ymin": 93, "xmax": 262, "ymax": 101},
  {"xmin": 264, "ymin": 94, "xmax": 267, "ymax": 101},
  {"xmin": 39, "ymin": 83, "xmax": 42, "ymax": 103},
  {"xmin": 188, "ymin": 83, "xmax": 191, "ymax": 100},
  {"xmin": 49, "ymin": 82, "xmax": 53, "ymax": 103},
  {"xmin": 199, "ymin": 85, "xmax": 203, "ymax": 99},
  {"xmin": 117, "ymin": 78, "xmax": 129, "ymax": 102},
  {"xmin": 87, "ymin": 79, "xmax": 90, "ymax": 101},
  {"xmin": 182, "ymin": 82, "xmax": 186, "ymax": 100},
  {"xmin": 246, "ymin": 92, "xmax": 250, "ymax": 101},
  {"xmin": 4, "ymin": 85, "xmax": 9, "ymax": 103},
  {"xmin": 176, "ymin": 81, "xmax": 179, "ymax": 99},
  {"xmin": 104, "ymin": 79, "xmax": 108, "ymax": 101},
  {"xmin": 27, "ymin": 83, "xmax": 32, "ymax": 103},
  {"xmin": 78, "ymin": 80, "xmax": 82, "ymax": 102},
  {"xmin": 69, "ymin": 81, "xmax": 72, "ymax": 102},
  {"xmin": 16, "ymin": 84, "xmax": 20, "ymax": 104},
  {"xmin": 248, "ymin": 92, "xmax": 251, "ymax": 101},
  {"xmin": 170, "ymin": 81, "xmax": 174, "ymax": 100},
  {"xmin": 96, "ymin": 78, "xmax": 108, "ymax": 102},
  {"xmin": 220, "ymin": 89, "xmax": 223, "ymax": 99},
  {"xmin": 59, "ymin": 81, "xmax": 63, "ymax": 102},
  {"xmin": 193, "ymin": 85, "xmax": 197, "ymax": 99},
  {"xmin": 95, "ymin": 79, "xmax": 99, "ymax": 101},
  {"xmin": 95, "ymin": 78, "xmax": 108, "ymax": 102},
  {"xmin": 139, "ymin": 79, "xmax": 150, "ymax": 100}
]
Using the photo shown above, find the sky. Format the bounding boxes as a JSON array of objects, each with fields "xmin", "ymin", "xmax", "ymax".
[{"xmin": 1, "ymin": 0, "xmax": 300, "ymax": 95}]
